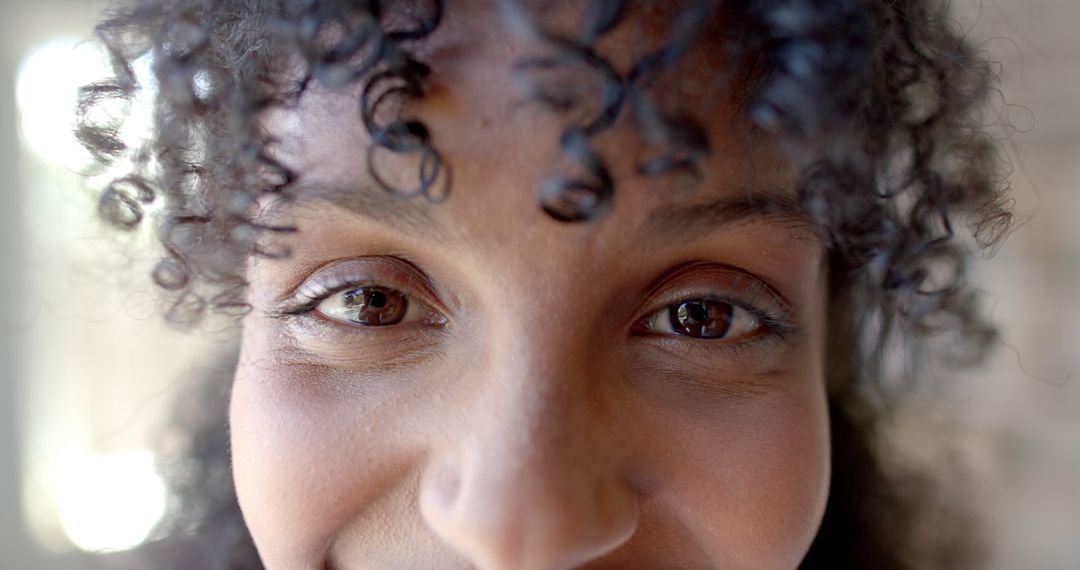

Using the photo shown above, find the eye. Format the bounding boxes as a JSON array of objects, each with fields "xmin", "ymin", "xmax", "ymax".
[
  {"xmin": 316, "ymin": 285, "xmax": 423, "ymax": 326},
  {"xmin": 645, "ymin": 299, "xmax": 762, "ymax": 340}
]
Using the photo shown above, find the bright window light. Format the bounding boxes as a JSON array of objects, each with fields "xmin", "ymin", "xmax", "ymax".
[
  {"xmin": 54, "ymin": 450, "xmax": 167, "ymax": 553},
  {"xmin": 16, "ymin": 37, "xmax": 113, "ymax": 167}
]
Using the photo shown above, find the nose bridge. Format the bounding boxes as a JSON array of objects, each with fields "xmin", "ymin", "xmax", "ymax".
[
  {"xmin": 471, "ymin": 312, "xmax": 596, "ymax": 484},
  {"xmin": 419, "ymin": 288, "xmax": 638, "ymax": 570},
  {"xmin": 471, "ymin": 277, "xmax": 614, "ymax": 498},
  {"xmin": 470, "ymin": 266, "xmax": 603, "ymax": 458}
]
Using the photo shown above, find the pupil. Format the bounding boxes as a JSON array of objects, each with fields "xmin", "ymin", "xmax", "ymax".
[
  {"xmin": 686, "ymin": 302, "xmax": 708, "ymax": 323},
  {"xmin": 670, "ymin": 299, "xmax": 734, "ymax": 339},
  {"xmin": 341, "ymin": 287, "xmax": 408, "ymax": 326}
]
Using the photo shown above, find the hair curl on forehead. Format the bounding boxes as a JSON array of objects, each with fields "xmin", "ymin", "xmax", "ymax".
[{"xmin": 78, "ymin": 0, "xmax": 1011, "ymax": 369}]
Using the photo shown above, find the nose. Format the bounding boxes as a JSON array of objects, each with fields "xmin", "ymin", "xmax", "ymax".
[{"xmin": 419, "ymin": 337, "xmax": 639, "ymax": 570}]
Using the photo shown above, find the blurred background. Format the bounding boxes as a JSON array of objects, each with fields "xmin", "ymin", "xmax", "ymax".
[
  {"xmin": 0, "ymin": 0, "xmax": 1077, "ymax": 569},
  {"xmin": 1, "ymin": 2, "xmax": 229, "ymax": 568}
]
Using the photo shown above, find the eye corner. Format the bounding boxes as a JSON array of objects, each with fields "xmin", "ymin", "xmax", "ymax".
[
  {"xmin": 629, "ymin": 315, "xmax": 655, "ymax": 336},
  {"xmin": 265, "ymin": 298, "xmax": 321, "ymax": 320}
]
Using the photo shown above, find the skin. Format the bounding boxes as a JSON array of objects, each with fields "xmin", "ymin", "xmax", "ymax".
[{"xmin": 232, "ymin": 2, "xmax": 831, "ymax": 569}]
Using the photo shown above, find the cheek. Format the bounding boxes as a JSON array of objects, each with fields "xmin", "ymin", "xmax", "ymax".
[
  {"xmin": 230, "ymin": 333, "xmax": 432, "ymax": 568},
  {"xmin": 625, "ymin": 372, "xmax": 830, "ymax": 570}
]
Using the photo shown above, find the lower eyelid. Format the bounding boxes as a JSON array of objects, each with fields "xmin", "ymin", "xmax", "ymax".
[
  {"xmin": 274, "ymin": 318, "xmax": 450, "ymax": 372},
  {"xmin": 635, "ymin": 327, "xmax": 790, "ymax": 365},
  {"xmin": 284, "ymin": 308, "xmax": 447, "ymax": 345}
]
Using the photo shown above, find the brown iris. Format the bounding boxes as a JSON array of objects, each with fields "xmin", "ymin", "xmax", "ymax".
[
  {"xmin": 669, "ymin": 300, "xmax": 734, "ymax": 339},
  {"xmin": 342, "ymin": 286, "xmax": 408, "ymax": 325}
]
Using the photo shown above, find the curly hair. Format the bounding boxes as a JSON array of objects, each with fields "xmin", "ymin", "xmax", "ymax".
[{"xmin": 77, "ymin": 0, "xmax": 1014, "ymax": 568}]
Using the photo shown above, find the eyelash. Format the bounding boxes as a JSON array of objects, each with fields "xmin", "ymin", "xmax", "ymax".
[
  {"xmin": 277, "ymin": 279, "xmax": 379, "ymax": 317},
  {"xmin": 638, "ymin": 294, "xmax": 796, "ymax": 340},
  {"xmin": 274, "ymin": 275, "xmax": 437, "ymax": 326}
]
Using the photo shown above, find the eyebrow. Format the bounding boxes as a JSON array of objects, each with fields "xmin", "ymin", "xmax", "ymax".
[
  {"xmin": 266, "ymin": 179, "xmax": 819, "ymax": 245},
  {"xmin": 265, "ymin": 180, "xmax": 450, "ymax": 240},
  {"xmin": 638, "ymin": 188, "xmax": 820, "ymax": 244}
]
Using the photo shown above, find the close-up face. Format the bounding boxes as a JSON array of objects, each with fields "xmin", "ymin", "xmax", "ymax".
[{"xmin": 231, "ymin": 2, "xmax": 831, "ymax": 568}]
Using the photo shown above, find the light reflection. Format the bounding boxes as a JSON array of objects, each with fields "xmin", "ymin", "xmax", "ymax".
[
  {"xmin": 15, "ymin": 37, "xmax": 111, "ymax": 167},
  {"xmin": 54, "ymin": 450, "xmax": 167, "ymax": 553},
  {"xmin": 15, "ymin": 36, "xmax": 155, "ymax": 170}
]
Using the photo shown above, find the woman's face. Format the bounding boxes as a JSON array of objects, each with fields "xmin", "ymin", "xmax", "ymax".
[{"xmin": 232, "ymin": 3, "xmax": 831, "ymax": 569}]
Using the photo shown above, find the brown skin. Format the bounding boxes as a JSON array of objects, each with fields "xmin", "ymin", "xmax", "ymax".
[{"xmin": 232, "ymin": 3, "xmax": 831, "ymax": 569}]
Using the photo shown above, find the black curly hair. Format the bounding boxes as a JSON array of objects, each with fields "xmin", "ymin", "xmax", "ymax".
[{"xmin": 77, "ymin": 0, "xmax": 1014, "ymax": 568}]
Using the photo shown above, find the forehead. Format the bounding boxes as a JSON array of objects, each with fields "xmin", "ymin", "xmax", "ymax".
[{"xmin": 260, "ymin": 0, "xmax": 806, "ymax": 249}]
